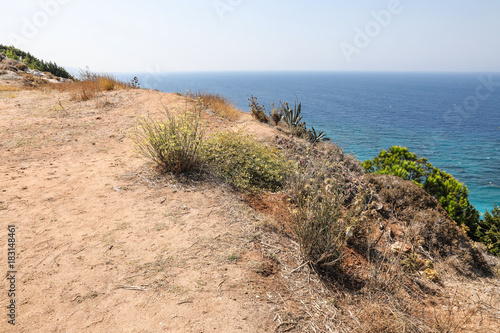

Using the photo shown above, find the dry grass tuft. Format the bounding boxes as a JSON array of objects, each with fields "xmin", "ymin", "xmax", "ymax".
[
  {"xmin": 188, "ymin": 91, "xmax": 241, "ymax": 120},
  {"xmin": 49, "ymin": 70, "xmax": 131, "ymax": 101}
]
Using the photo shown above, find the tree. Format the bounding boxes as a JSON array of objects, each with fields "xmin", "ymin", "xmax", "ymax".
[{"xmin": 476, "ymin": 205, "xmax": 500, "ymax": 255}]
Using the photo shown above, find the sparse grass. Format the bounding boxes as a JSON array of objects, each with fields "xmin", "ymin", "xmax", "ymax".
[
  {"xmin": 132, "ymin": 105, "xmax": 205, "ymax": 175},
  {"xmin": 154, "ymin": 222, "xmax": 168, "ymax": 231},
  {"xmin": 188, "ymin": 91, "xmax": 241, "ymax": 120},
  {"xmin": 0, "ymin": 84, "xmax": 20, "ymax": 92},
  {"xmin": 1, "ymin": 92, "xmax": 16, "ymax": 99},
  {"xmin": 227, "ymin": 253, "xmax": 241, "ymax": 263}
]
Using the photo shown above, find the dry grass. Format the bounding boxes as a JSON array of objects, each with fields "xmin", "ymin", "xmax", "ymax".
[
  {"xmin": 188, "ymin": 91, "xmax": 241, "ymax": 120},
  {"xmin": 49, "ymin": 72, "xmax": 131, "ymax": 101},
  {"xmin": 0, "ymin": 84, "xmax": 21, "ymax": 92}
]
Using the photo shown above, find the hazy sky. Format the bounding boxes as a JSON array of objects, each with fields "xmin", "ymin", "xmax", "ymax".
[{"xmin": 1, "ymin": 0, "xmax": 499, "ymax": 73}]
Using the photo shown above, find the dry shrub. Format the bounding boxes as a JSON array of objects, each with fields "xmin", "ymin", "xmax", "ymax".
[
  {"xmin": 188, "ymin": 91, "xmax": 241, "ymax": 120},
  {"xmin": 292, "ymin": 178, "xmax": 345, "ymax": 271},
  {"xmin": 428, "ymin": 292, "xmax": 481, "ymax": 333},
  {"xmin": 353, "ymin": 298, "xmax": 427, "ymax": 333},
  {"xmin": 278, "ymin": 136, "xmax": 364, "ymax": 205},
  {"xmin": 248, "ymin": 95, "xmax": 269, "ymax": 123},
  {"xmin": 98, "ymin": 77, "xmax": 115, "ymax": 91},
  {"xmin": 96, "ymin": 74, "xmax": 130, "ymax": 91},
  {"xmin": 254, "ymin": 134, "xmax": 497, "ymax": 332},
  {"xmin": 280, "ymin": 135, "xmax": 369, "ymax": 274},
  {"xmin": 69, "ymin": 80, "xmax": 100, "ymax": 101}
]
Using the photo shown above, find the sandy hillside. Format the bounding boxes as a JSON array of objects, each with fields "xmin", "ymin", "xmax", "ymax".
[
  {"xmin": 0, "ymin": 88, "xmax": 290, "ymax": 332},
  {"xmin": 1, "ymin": 84, "xmax": 500, "ymax": 333}
]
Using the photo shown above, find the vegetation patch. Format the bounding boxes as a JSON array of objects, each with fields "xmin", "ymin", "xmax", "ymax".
[
  {"xmin": 132, "ymin": 106, "xmax": 205, "ymax": 175},
  {"xmin": 248, "ymin": 95, "xmax": 269, "ymax": 123},
  {"xmin": 476, "ymin": 204, "xmax": 500, "ymax": 256},
  {"xmin": 51, "ymin": 70, "xmax": 131, "ymax": 101},
  {"xmin": 201, "ymin": 130, "xmax": 292, "ymax": 192},
  {"xmin": 188, "ymin": 91, "xmax": 240, "ymax": 120},
  {"xmin": 0, "ymin": 84, "xmax": 21, "ymax": 92},
  {"xmin": 363, "ymin": 146, "xmax": 480, "ymax": 235}
]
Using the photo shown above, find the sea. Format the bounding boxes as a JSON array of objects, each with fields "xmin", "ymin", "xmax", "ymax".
[{"xmin": 116, "ymin": 72, "xmax": 500, "ymax": 213}]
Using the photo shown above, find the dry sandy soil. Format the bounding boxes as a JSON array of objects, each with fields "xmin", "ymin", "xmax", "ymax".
[{"xmin": 0, "ymin": 88, "xmax": 290, "ymax": 332}]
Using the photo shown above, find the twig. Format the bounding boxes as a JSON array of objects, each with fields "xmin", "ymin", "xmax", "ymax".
[
  {"xmin": 121, "ymin": 272, "xmax": 147, "ymax": 280},
  {"xmin": 217, "ymin": 277, "xmax": 229, "ymax": 296},
  {"xmin": 275, "ymin": 322, "xmax": 297, "ymax": 332},
  {"xmin": 72, "ymin": 246, "xmax": 88, "ymax": 255},
  {"xmin": 117, "ymin": 285, "xmax": 147, "ymax": 291},
  {"xmin": 184, "ymin": 240, "xmax": 199, "ymax": 251},
  {"xmin": 290, "ymin": 261, "xmax": 310, "ymax": 274},
  {"xmin": 278, "ymin": 292, "xmax": 287, "ymax": 306},
  {"xmin": 347, "ymin": 309, "xmax": 362, "ymax": 329},
  {"xmin": 177, "ymin": 300, "xmax": 193, "ymax": 305}
]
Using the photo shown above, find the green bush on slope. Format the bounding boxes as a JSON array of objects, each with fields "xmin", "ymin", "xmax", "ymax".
[
  {"xmin": 476, "ymin": 204, "xmax": 500, "ymax": 256},
  {"xmin": 201, "ymin": 130, "xmax": 292, "ymax": 192},
  {"xmin": 363, "ymin": 146, "xmax": 481, "ymax": 240}
]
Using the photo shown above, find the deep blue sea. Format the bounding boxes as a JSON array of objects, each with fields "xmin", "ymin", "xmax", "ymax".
[{"xmin": 117, "ymin": 72, "xmax": 500, "ymax": 213}]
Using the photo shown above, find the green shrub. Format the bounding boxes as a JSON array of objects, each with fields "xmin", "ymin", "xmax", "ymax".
[
  {"xmin": 476, "ymin": 205, "xmax": 500, "ymax": 256},
  {"xmin": 424, "ymin": 168, "xmax": 480, "ymax": 234},
  {"xmin": 201, "ymin": 130, "xmax": 292, "ymax": 191},
  {"xmin": 132, "ymin": 106, "xmax": 205, "ymax": 174},
  {"xmin": 363, "ymin": 146, "xmax": 480, "ymax": 238},
  {"xmin": 362, "ymin": 146, "xmax": 430, "ymax": 185}
]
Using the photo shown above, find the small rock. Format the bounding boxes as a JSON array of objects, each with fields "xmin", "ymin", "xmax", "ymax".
[{"xmin": 391, "ymin": 241, "xmax": 411, "ymax": 254}]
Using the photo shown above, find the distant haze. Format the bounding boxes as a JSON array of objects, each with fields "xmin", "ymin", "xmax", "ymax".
[{"xmin": 1, "ymin": 0, "xmax": 499, "ymax": 73}]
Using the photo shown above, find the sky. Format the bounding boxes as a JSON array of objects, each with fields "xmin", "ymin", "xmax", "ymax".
[{"xmin": 1, "ymin": 0, "xmax": 499, "ymax": 73}]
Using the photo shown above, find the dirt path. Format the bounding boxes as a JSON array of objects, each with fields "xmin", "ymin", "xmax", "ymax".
[{"xmin": 0, "ymin": 88, "xmax": 281, "ymax": 332}]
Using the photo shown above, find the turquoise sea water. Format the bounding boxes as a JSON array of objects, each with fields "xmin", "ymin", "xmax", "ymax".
[{"xmin": 118, "ymin": 72, "xmax": 500, "ymax": 213}]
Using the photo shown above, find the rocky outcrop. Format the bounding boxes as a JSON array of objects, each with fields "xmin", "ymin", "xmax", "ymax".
[
  {"xmin": 364, "ymin": 174, "xmax": 491, "ymax": 277},
  {"xmin": 0, "ymin": 55, "xmax": 28, "ymax": 72}
]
